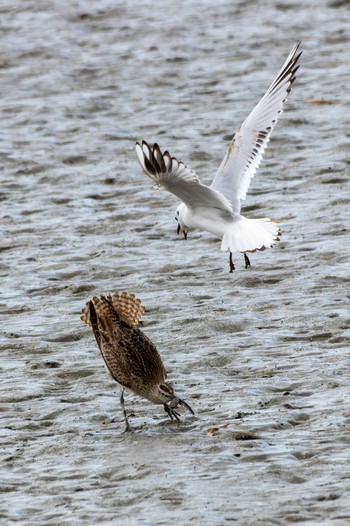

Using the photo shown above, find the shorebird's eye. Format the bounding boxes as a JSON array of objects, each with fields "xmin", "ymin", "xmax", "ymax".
[{"xmin": 160, "ymin": 383, "xmax": 173, "ymax": 396}]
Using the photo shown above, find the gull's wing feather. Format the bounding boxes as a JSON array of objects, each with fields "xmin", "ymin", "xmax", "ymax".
[
  {"xmin": 136, "ymin": 140, "xmax": 233, "ymax": 215},
  {"xmin": 211, "ymin": 42, "xmax": 302, "ymax": 214}
]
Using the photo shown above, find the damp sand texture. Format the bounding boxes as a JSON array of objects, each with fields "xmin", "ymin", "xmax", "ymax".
[{"xmin": 1, "ymin": 1, "xmax": 350, "ymax": 525}]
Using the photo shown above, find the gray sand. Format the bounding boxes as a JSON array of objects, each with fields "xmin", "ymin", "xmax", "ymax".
[{"xmin": 1, "ymin": 1, "xmax": 350, "ymax": 524}]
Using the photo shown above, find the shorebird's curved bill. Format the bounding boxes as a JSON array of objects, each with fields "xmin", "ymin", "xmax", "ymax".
[{"xmin": 178, "ymin": 398, "xmax": 194, "ymax": 415}]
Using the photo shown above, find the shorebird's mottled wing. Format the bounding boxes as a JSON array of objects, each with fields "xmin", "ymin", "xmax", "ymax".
[
  {"xmin": 82, "ymin": 295, "xmax": 166, "ymax": 389},
  {"xmin": 211, "ymin": 42, "xmax": 301, "ymax": 214},
  {"xmin": 136, "ymin": 140, "xmax": 233, "ymax": 215},
  {"xmin": 88, "ymin": 300, "xmax": 102, "ymax": 350},
  {"xmin": 121, "ymin": 326, "xmax": 167, "ymax": 389}
]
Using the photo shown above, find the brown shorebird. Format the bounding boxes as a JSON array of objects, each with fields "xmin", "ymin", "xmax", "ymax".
[
  {"xmin": 135, "ymin": 42, "xmax": 302, "ymax": 272},
  {"xmin": 81, "ymin": 292, "xmax": 193, "ymax": 430}
]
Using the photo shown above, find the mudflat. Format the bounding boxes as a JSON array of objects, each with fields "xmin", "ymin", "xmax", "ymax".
[{"xmin": 1, "ymin": 1, "xmax": 350, "ymax": 524}]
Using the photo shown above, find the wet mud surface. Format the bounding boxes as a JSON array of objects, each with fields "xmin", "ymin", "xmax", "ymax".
[{"xmin": 1, "ymin": 1, "xmax": 350, "ymax": 524}]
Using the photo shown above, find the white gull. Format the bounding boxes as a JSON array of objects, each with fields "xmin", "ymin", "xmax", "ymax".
[{"xmin": 136, "ymin": 42, "xmax": 302, "ymax": 272}]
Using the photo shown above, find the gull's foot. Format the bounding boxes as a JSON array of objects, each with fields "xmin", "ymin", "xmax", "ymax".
[
  {"xmin": 244, "ymin": 253, "xmax": 251, "ymax": 269},
  {"xmin": 229, "ymin": 252, "xmax": 235, "ymax": 273}
]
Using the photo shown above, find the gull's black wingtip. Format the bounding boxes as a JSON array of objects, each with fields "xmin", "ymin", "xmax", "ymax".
[{"xmin": 294, "ymin": 41, "xmax": 303, "ymax": 57}]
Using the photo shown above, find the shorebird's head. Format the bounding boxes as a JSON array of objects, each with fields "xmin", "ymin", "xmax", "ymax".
[
  {"xmin": 144, "ymin": 383, "xmax": 194, "ymax": 420},
  {"xmin": 175, "ymin": 203, "xmax": 189, "ymax": 240},
  {"xmin": 157, "ymin": 382, "xmax": 175, "ymax": 402}
]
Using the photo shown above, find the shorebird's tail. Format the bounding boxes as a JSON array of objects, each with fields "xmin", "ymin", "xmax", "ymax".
[
  {"xmin": 221, "ymin": 216, "xmax": 281, "ymax": 254},
  {"xmin": 81, "ymin": 292, "xmax": 145, "ymax": 329}
]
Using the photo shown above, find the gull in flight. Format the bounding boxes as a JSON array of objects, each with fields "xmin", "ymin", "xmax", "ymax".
[{"xmin": 136, "ymin": 42, "xmax": 301, "ymax": 272}]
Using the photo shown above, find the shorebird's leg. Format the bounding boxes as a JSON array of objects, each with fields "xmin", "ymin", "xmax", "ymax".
[
  {"xmin": 229, "ymin": 252, "xmax": 235, "ymax": 273},
  {"xmin": 120, "ymin": 389, "xmax": 131, "ymax": 432},
  {"xmin": 183, "ymin": 230, "xmax": 188, "ymax": 240},
  {"xmin": 244, "ymin": 253, "xmax": 251, "ymax": 269}
]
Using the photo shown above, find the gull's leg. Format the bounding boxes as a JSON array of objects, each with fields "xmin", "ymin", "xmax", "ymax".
[
  {"xmin": 120, "ymin": 389, "xmax": 131, "ymax": 432},
  {"xmin": 176, "ymin": 225, "xmax": 188, "ymax": 239},
  {"xmin": 244, "ymin": 253, "xmax": 251, "ymax": 269},
  {"xmin": 229, "ymin": 252, "xmax": 235, "ymax": 273}
]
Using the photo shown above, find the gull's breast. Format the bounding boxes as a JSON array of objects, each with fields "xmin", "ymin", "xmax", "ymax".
[{"xmin": 184, "ymin": 206, "xmax": 236, "ymax": 239}]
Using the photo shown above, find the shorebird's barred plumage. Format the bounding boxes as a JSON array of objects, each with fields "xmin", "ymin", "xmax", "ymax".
[{"xmin": 81, "ymin": 292, "xmax": 193, "ymax": 429}]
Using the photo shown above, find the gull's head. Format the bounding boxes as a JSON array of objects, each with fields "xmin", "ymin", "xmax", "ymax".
[{"xmin": 175, "ymin": 203, "xmax": 189, "ymax": 240}]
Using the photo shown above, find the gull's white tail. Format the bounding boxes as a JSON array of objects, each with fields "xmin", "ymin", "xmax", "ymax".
[{"xmin": 221, "ymin": 217, "xmax": 280, "ymax": 254}]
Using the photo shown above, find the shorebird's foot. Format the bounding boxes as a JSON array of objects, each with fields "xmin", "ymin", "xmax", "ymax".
[
  {"xmin": 123, "ymin": 422, "xmax": 132, "ymax": 433},
  {"xmin": 120, "ymin": 389, "xmax": 132, "ymax": 432}
]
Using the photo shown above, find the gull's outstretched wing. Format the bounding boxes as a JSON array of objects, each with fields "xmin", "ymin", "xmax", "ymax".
[
  {"xmin": 136, "ymin": 140, "xmax": 233, "ymax": 215},
  {"xmin": 211, "ymin": 42, "xmax": 302, "ymax": 214}
]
